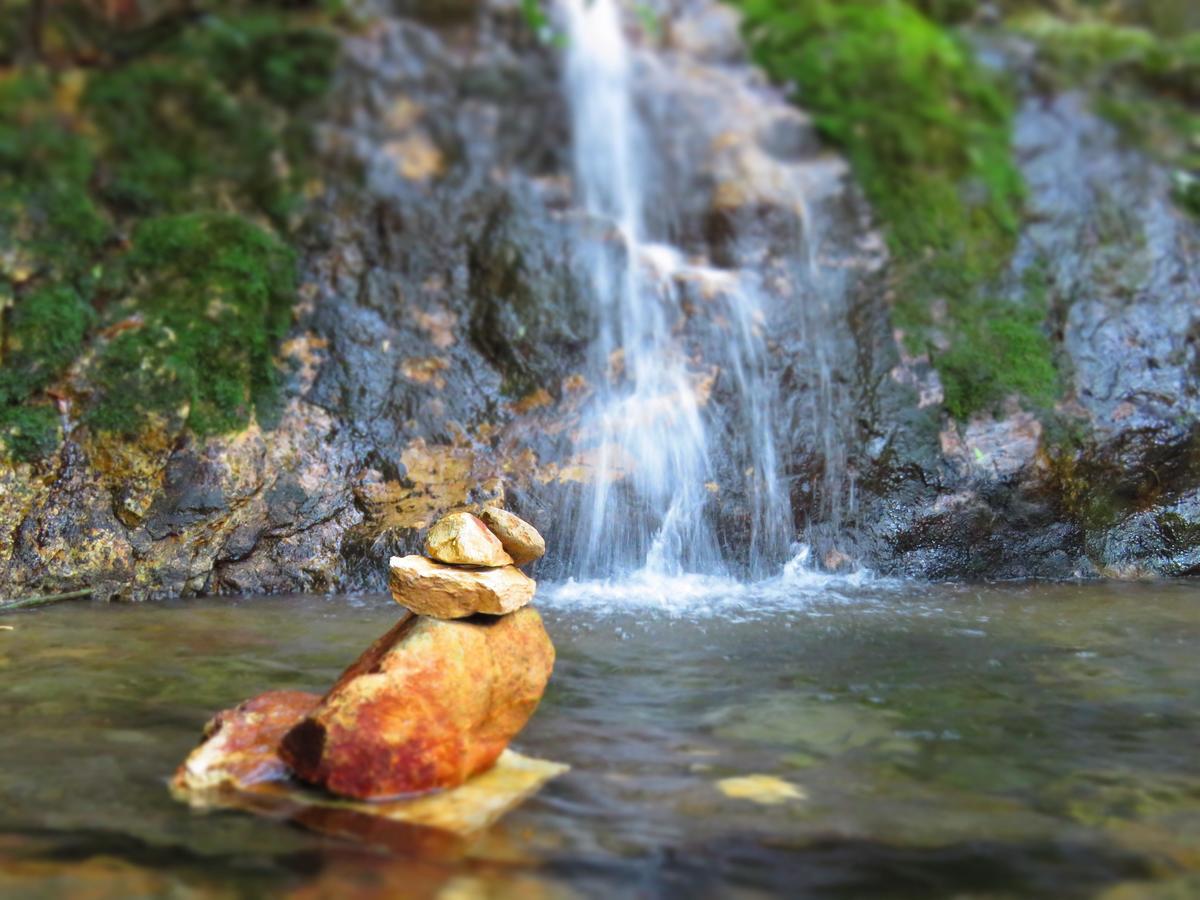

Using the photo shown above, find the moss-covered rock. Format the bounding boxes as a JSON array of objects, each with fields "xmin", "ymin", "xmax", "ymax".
[
  {"xmin": 735, "ymin": 0, "xmax": 1050, "ymax": 419},
  {"xmin": 84, "ymin": 213, "xmax": 296, "ymax": 437},
  {"xmin": 0, "ymin": 2, "xmax": 337, "ymax": 462}
]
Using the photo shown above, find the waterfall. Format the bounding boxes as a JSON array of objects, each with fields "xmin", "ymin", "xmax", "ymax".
[{"xmin": 558, "ymin": 0, "xmax": 792, "ymax": 580}]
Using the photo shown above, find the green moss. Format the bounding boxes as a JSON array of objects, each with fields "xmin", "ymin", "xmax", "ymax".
[
  {"xmin": 0, "ymin": 4, "xmax": 337, "ymax": 459},
  {"xmin": 739, "ymin": 1, "xmax": 1023, "ymax": 300},
  {"xmin": 0, "ymin": 75, "xmax": 104, "ymax": 461},
  {"xmin": 1017, "ymin": 16, "xmax": 1157, "ymax": 78},
  {"xmin": 0, "ymin": 2, "xmax": 30, "ymax": 62},
  {"xmin": 936, "ymin": 298, "xmax": 1058, "ymax": 419},
  {"xmin": 178, "ymin": 14, "xmax": 339, "ymax": 109},
  {"xmin": 0, "ymin": 404, "xmax": 60, "ymax": 462},
  {"xmin": 0, "ymin": 283, "xmax": 94, "ymax": 403},
  {"xmin": 912, "ymin": 0, "xmax": 978, "ymax": 26},
  {"xmin": 737, "ymin": 1, "xmax": 1046, "ymax": 417},
  {"xmin": 84, "ymin": 61, "xmax": 263, "ymax": 216},
  {"xmin": 0, "ymin": 73, "xmax": 108, "ymax": 279},
  {"xmin": 83, "ymin": 11, "xmax": 337, "ymax": 222},
  {"xmin": 85, "ymin": 213, "xmax": 295, "ymax": 437}
]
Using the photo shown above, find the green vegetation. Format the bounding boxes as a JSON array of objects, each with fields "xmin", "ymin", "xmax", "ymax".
[
  {"xmin": 0, "ymin": 73, "xmax": 107, "ymax": 278},
  {"xmin": 85, "ymin": 214, "xmax": 295, "ymax": 437},
  {"xmin": 0, "ymin": 3, "xmax": 336, "ymax": 461},
  {"xmin": 936, "ymin": 295, "xmax": 1058, "ymax": 420},
  {"xmin": 737, "ymin": 0, "xmax": 1052, "ymax": 418}
]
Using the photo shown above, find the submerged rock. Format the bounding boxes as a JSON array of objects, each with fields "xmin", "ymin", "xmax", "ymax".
[
  {"xmin": 176, "ymin": 747, "xmax": 568, "ymax": 847},
  {"xmin": 424, "ymin": 511, "xmax": 513, "ymax": 567},
  {"xmin": 279, "ymin": 608, "xmax": 555, "ymax": 800},
  {"xmin": 479, "ymin": 506, "xmax": 546, "ymax": 567},
  {"xmin": 717, "ymin": 774, "xmax": 807, "ymax": 806},
  {"xmin": 172, "ymin": 690, "xmax": 320, "ymax": 792},
  {"xmin": 388, "ymin": 554, "xmax": 536, "ymax": 618}
]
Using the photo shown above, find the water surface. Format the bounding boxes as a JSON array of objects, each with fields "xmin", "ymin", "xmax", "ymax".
[{"xmin": 1, "ymin": 581, "xmax": 1198, "ymax": 897}]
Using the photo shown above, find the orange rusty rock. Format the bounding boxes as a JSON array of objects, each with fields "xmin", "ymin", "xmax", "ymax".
[
  {"xmin": 172, "ymin": 690, "xmax": 320, "ymax": 792},
  {"xmin": 279, "ymin": 609, "xmax": 555, "ymax": 800}
]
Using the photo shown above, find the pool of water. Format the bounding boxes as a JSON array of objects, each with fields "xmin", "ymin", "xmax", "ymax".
[{"xmin": 1, "ymin": 581, "xmax": 1198, "ymax": 897}]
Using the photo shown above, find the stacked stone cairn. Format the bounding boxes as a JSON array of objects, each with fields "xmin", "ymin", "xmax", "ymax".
[{"xmin": 173, "ymin": 506, "xmax": 553, "ymax": 806}]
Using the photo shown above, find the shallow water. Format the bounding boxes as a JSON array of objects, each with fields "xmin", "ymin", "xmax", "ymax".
[{"xmin": 1, "ymin": 581, "xmax": 1198, "ymax": 898}]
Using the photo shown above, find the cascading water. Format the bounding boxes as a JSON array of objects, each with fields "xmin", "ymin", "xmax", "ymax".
[{"xmin": 557, "ymin": 0, "xmax": 793, "ymax": 582}]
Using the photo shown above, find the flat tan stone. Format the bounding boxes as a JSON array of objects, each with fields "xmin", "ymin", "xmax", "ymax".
[
  {"xmin": 424, "ymin": 512, "xmax": 513, "ymax": 567},
  {"xmin": 480, "ymin": 506, "xmax": 546, "ymax": 566},
  {"xmin": 388, "ymin": 554, "xmax": 535, "ymax": 618}
]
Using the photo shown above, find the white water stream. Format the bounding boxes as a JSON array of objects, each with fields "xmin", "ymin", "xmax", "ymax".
[{"xmin": 558, "ymin": 0, "xmax": 796, "ymax": 586}]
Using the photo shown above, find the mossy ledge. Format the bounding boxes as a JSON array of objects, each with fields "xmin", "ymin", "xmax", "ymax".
[
  {"xmin": 734, "ymin": 0, "xmax": 1061, "ymax": 420},
  {"xmin": 0, "ymin": 2, "xmax": 338, "ymax": 462}
]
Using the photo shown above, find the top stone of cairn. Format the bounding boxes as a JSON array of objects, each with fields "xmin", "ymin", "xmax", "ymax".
[
  {"xmin": 480, "ymin": 506, "xmax": 546, "ymax": 567},
  {"xmin": 424, "ymin": 512, "xmax": 513, "ymax": 567}
]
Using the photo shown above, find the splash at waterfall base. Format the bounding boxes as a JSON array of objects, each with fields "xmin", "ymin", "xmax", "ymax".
[{"xmin": 172, "ymin": 510, "xmax": 564, "ymax": 844}]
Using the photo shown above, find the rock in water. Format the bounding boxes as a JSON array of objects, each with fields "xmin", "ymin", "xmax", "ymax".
[
  {"xmin": 279, "ymin": 608, "xmax": 555, "ymax": 799},
  {"xmin": 388, "ymin": 554, "xmax": 535, "ymax": 618},
  {"xmin": 479, "ymin": 506, "xmax": 546, "ymax": 567},
  {"xmin": 424, "ymin": 512, "xmax": 513, "ymax": 567},
  {"xmin": 173, "ymin": 690, "xmax": 320, "ymax": 792}
]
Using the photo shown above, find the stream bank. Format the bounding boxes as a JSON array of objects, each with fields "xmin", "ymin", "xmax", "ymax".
[{"xmin": 0, "ymin": 0, "xmax": 1197, "ymax": 597}]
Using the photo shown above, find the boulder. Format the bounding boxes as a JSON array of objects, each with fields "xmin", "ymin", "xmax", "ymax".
[
  {"xmin": 424, "ymin": 512, "xmax": 513, "ymax": 567},
  {"xmin": 388, "ymin": 554, "xmax": 535, "ymax": 618},
  {"xmin": 279, "ymin": 608, "xmax": 555, "ymax": 800},
  {"xmin": 479, "ymin": 506, "xmax": 546, "ymax": 566},
  {"xmin": 172, "ymin": 690, "xmax": 320, "ymax": 792}
]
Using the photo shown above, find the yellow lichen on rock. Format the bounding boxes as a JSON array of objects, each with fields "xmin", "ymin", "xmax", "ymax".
[
  {"xmin": 401, "ymin": 356, "xmax": 450, "ymax": 387},
  {"xmin": 385, "ymin": 133, "xmax": 446, "ymax": 181}
]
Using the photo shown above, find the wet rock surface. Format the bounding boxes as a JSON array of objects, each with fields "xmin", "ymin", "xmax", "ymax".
[
  {"xmin": 1, "ymin": 0, "xmax": 1197, "ymax": 592},
  {"xmin": 853, "ymin": 79, "xmax": 1200, "ymax": 579}
]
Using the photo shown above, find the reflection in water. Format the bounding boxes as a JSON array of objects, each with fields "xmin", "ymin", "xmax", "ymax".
[{"xmin": 0, "ymin": 583, "xmax": 1198, "ymax": 896}]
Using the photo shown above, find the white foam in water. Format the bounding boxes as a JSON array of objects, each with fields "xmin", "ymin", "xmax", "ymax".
[{"xmin": 543, "ymin": 546, "xmax": 883, "ymax": 619}]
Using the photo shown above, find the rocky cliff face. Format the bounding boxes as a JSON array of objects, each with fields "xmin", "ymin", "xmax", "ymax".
[
  {"xmin": 856, "ymin": 67, "xmax": 1200, "ymax": 579},
  {"xmin": 1, "ymin": 0, "xmax": 1196, "ymax": 599}
]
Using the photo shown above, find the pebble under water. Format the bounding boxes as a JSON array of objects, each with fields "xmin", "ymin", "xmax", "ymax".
[{"xmin": 1, "ymin": 582, "xmax": 1198, "ymax": 898}]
